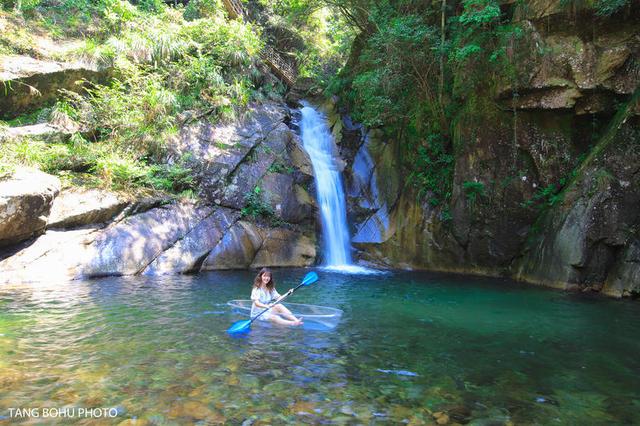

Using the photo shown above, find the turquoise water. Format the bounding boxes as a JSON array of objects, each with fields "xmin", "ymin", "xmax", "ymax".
[{"xmin": 0, "ymin": 269, "xmax": 639, "ymax": 425}]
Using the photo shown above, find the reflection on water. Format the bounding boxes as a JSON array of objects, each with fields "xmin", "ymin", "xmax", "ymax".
[{"xmin": 1, "ymin": 270, "xmax": 639, "ymax": 424}]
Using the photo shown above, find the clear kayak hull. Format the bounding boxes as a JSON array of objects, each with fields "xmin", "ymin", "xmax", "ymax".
[{"xmin": 227, "ymin": 300, "xmax": 343, "ymax": 331}]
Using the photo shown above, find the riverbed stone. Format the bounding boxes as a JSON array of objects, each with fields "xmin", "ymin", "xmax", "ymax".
[
  {"xmin": 47, "ymin": 188, "xmax": 129, "ymax": 229},
  {"xmin": 0, "ymin": 167, "xmax": 60, "ymax": 247}
]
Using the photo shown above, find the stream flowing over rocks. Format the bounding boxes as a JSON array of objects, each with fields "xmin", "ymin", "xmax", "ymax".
[{"xmin": 0, "ymin": 102, "xmax": 317, "ymax": 283}]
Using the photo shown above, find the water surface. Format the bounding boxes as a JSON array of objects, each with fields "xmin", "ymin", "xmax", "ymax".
[{"xmin": 1, "ymin": 270, "xmax": 639, "ymax": 425}]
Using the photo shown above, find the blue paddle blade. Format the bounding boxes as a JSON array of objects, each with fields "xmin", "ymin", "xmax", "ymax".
[
  {"xmin": 227, "ymin": 319, "xmax": 251, "ymax": 334},
  {"xmin": 301, "ymin": 271, "xmax": 318, "ymax": 286}
]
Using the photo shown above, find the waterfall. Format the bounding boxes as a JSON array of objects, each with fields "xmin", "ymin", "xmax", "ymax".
[{"xmin": 299, "ymin": 103, "xmax": 353, "ymax": 268}]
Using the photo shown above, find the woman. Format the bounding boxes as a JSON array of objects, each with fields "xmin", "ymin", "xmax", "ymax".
[{"xmin": 251, "ymin": 268, "xmax": 303, "ymax": 326}]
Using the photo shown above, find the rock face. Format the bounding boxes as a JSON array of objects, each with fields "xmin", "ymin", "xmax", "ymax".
[
  {"xmin": 201, "ymin": 222, "xmax": 316, "ymax": 270},
  {"xmin": 0, "ymin": 168, "xmax": 60, "ymax": 247},
  {"xmin": 0, "ymin": 102, "xmax": 319, "ymax": 283},
  {"xmin": 337, "ymin": 6, "xmax": 640, "ymax": 296},
  {"xmin": 170, "ymin": 102, "xmax": 315, "ymax": 224},
  {"xmin": 142, "ymin": 207, "xmax": 240, "ymax": 275},
  {"xmin": 80, "ymin": 202, "xmax": 213, "ymax": 277}
]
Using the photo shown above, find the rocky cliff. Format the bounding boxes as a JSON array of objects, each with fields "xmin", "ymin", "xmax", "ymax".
[
  {"xmin": 0, "ymin": 102, "xmax": 318, "ymax": 283},
  {"xmin": 335, "ymin": 3, "xmax": 640, "ymax": 297}
]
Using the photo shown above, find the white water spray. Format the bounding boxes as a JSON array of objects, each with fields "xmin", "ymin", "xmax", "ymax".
[
  {"xmin": 299, "ymin": 103, "xmax": 376, "ymax": 274},
  {"xmin": 300, "ymin": 104, "xmax": 352, "ymax": 266}
]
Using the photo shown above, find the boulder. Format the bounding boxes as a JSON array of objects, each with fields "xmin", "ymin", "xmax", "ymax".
[
  {"xmin": 0, "ymin": 123, "xmax": 72, "ymax": 143},
  {"xmin": 0, "ymin": 168, "xmax": 60, "ymax": 247},
  {"xmin": 201, "ymin": 224, "xmax": 316, "ymax": 269},
  {"xmin": 142, "ymin": 208, "xmax": 240, "ymax": 275},
  {"xmin": 200, "ymin": 221, "xmax": 263, "ymax": 270},
  {"xmin": 0, "ymin": 227, "xmax": 100, "ymax": 283},
  {"xmin": 0, "ymin": 55, "xmax": 108, "ymax": 120},
  {"xmin": 47, "ymin": 188, "xmax": 129, "ymax": 229},
  {"xmin": 80, "ymin": 202, "xmax": 211, "ymax": 277},
  {"xmin": 251, "ymin": 227, "xmax": 316, "ymax": 268}
]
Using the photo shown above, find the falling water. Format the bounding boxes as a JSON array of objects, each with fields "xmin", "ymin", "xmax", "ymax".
[{"xmin": 299, "ymin": 103, "xmax": 353, "ymax": 269}]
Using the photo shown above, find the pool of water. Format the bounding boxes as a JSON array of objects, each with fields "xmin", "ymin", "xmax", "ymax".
[{"xmin": 1, "ymin": 269, "xmax": 639, "ymax": 425}]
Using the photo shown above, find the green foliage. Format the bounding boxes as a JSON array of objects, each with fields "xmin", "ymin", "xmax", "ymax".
[
  {"xmin": 241, "ymin": 186, "xmax": 275, "ymax": 219},
  {"xmin": 268, "ymin": 161, "xmax": 295, "ymax": 174},
  {"xmin": 462, "ymin": 181, "xmax": 485, "ymax": 203},
  {"xmin": 407, "ymin": 134, "xmax": 454, "ymax": 206},
  {"xmin": 594, "ymin": 0, "xmax": 630, "ymax": 16},
  {"xmin": 183, "ymin": 0, "xmax": 221, "ymax": 21},
  {"xmin": 146, "ymin": 156, "xmax": 198, "ymax": 195},
  {"xmin": 458, "ymin": 0, "xmax": 501, "ymax": 26}
]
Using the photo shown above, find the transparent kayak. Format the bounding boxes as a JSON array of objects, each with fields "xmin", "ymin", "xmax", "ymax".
[{"xmin": 227, "ymin": 300, "xmax": 343, "ymax": 331}]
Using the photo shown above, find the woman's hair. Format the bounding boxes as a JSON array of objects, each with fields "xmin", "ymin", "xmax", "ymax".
[{"xmin": 253, "ymin": 267, "xmax": 275, "ymax": 290}]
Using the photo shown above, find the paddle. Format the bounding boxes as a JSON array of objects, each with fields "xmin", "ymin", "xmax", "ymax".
[{"xmin": 227, "ymin": 271, "xmax": 319, "ymax": 335}]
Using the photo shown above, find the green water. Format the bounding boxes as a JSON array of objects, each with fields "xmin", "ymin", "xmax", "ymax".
[{"xmin": 0, "ymin": 270, "xmax": 639, "ymax": 425}]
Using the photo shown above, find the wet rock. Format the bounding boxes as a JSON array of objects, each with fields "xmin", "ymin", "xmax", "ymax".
[
  {"xmin": 602, "ymin": 240, "xmax": 640, "ymax": 297},
  {"xmin": 0, "ymin": 167, "xmax": 60, "ymax": 247},
  {"xmin": 47, "ymin": 188, "xmax": 129, "ymax": 229},
  {"xmin": 168, "ymin": 400, "xmax": 213, "ymax": 420},
  {"xmin": 515, "ymin": 120, "xmax": 640, "ymax": 291}
]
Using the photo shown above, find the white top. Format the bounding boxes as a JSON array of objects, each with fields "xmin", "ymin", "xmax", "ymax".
[{"xmin": 250, "ymin": 286, "xmax": 281, "ymax": 320}]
